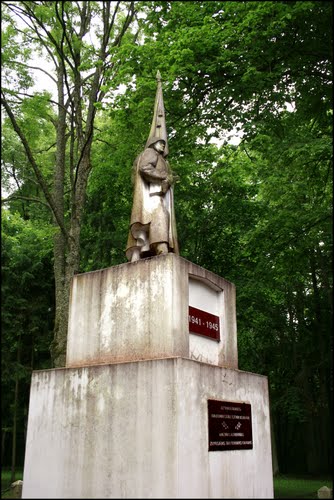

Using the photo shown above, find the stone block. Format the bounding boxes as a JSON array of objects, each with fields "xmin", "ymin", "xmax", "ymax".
[
  {"xmin": 11, "ymin": 480, "xmax": 23, "ymax": 498},
  {"xmin": 22, "ymin": 358, "xmax": 273, "ymax": 498},
  {"xmin": 66, "ymin": 254, "xmax": 238, "ymax": 369},
  {"xmin": 318, "ymin": 486, "xmax": 333, "ymax": 499}
]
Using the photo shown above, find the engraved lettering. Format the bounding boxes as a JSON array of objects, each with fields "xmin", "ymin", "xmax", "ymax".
[
  {"xmin": 221, "ymin": 406, "xmax": 242, "ymax": 411},
  {"xmin": 208, "ymin": 399, "xmax": 253, "ymax": 451},
  {"xmin": 211, "ymin": 414, "xmax": 250, "ymax": 420},
  {"xmin": 219, "ymin": 433, "xmax": 244, "ymax": 437}
]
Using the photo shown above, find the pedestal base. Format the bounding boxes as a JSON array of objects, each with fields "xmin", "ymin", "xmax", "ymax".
[
  {"xmin": 66, "ymin": 254, "xmax": 238, "ymax": 369},
  {"xmin": 22, "ymin": 358, "xmax": 273, "ymax": 498}
]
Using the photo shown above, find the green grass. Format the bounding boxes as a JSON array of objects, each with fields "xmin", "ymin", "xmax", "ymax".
[
  {"xmin": 1, "ymin": 469, "xmax": 332, "ymax": 498},
  {"xmin": 274, "ymin": 475, "xmax": 333, "ymax": 499}
]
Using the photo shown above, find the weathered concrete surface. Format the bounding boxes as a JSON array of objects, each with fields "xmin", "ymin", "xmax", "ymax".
[
  {"xmin": 22, "ymin": 358, "xmax": 273, "ymax": 498},
  {"xmin": 66, "ymin": 254, "xmax": 237, "ymax": 369}
]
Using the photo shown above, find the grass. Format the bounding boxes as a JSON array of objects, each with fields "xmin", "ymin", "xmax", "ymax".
[
  {"xmin": 274, "ymin": 475, "xmax": 333, "ymax": 499},
  {"xmin": 1, "ymin": 469, "xmax": 332, "ymax": 498}
]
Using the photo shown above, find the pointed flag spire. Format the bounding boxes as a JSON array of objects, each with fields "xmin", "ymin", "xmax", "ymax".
[{"xmin": 145, "ymin": 71, "xmax": 169, "ymax": 156}]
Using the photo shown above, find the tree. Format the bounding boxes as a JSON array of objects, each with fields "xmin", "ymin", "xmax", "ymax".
[
  {"xmin": 116, "ymin": 1, "xmax": 332, "ymax": 141},
  {"xmin": 1, "ymin": 209, "xmax": 54, "ymax": 478},
  {"xmin": 238, "ymin": 109, "xmax": 333, "ymax": 474},
  {"xmin": 1, "ymin": 1, "xmax": 138, "ymax": 367}
]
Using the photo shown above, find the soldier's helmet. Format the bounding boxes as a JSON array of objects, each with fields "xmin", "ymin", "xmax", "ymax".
[{"xmin": 146, "ymin": 136, "xmax": 166, "ymax": 149}]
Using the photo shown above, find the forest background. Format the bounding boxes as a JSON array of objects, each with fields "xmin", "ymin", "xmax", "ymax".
[{"xmin": 1, "ymin": 0, "xmax": 332, "ymax": 480}]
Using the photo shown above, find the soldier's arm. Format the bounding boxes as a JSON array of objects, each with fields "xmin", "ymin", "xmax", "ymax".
[{"xmin": 139, "ymin": 150, "xmax": 167, "ymax": 182}]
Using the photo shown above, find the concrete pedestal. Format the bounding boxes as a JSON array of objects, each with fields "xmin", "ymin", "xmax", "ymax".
[
  {"xmin": 22, "ymin": 358, "xmax": 273, "ymax": 498},
  {"xmin": 66, "ymin": 254, "xmax": 238, "ymax": 369},
  {"xmin": 22, "ymin": 255, "xmax": 273, "ymax": 498}
]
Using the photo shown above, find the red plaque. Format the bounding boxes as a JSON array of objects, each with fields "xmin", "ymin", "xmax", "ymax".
[
  {"xmin": 188, "ymin": 306, "xmax": 220, "ymax": 341},
  {"xmin": 208, "ymin": 400, "xmax": 253, "ymax": 451}
]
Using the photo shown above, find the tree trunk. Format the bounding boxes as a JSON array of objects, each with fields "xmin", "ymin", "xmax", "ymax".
[
  {"xmin": 270, "ymin": 409, "xmax": 279, "ymax": 476},
  {"xmin": 50, "ymin": 273, "xmax": 71, "ymax": 368},
  {"xmin": 2, "ymin": 1, "xmax": 136, "ymax": 370},
  {"xmin": 50, "ymin": 152, "xmax": 91, "ymax": 368},
  {"xmin": 309, "ymin": 247, "xmax": 331, "ymax": 473},
  {"xmin": 2, "ymin": 429, "xmax": 7, "ymax": 467},
  {"xmin": 50, "ymin": 62, "xmax": 68, "ymax": 368}
]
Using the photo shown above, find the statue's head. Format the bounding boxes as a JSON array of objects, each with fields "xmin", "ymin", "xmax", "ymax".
[{"xmin": 146, "ymin": 136, "xmax": 166, "ymax": 154}]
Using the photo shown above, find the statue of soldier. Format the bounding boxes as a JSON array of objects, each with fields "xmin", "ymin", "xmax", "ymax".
[{"xmin": 126, "ymin": 136, "xmax": 179, "ymax": 262}]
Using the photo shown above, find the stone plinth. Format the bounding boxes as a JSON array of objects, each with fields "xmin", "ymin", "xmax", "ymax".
[
  {"xmin": 22, "ymin": 358, "xmax": 273, "ymax": 499},
  {"xmin": 23, "ymin": 255, "xmax": 273, "ymax": 498},
  {"xmin": 66, "ymin": 254, "xmax": 238, "ymax": 369}
]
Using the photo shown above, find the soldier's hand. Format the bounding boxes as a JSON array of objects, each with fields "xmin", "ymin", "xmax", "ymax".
[{"xmin": 161, "ymin": 180, "xmax": 169, "ymax": 193}]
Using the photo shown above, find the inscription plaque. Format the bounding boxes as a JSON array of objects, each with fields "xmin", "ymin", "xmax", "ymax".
[
  {"xmin": 188, "ymin": 306, "xmax": 220, "ymax": 341},
  {"xmin": 208, "ymin": 399, "xmax": 253, "ymax": 451}
]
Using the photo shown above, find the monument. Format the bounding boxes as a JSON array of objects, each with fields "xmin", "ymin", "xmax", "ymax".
[
  {"xmin": 126, "ymin": 70, "xmax": 179, "ymax": 262},
  {"xmin": 22, "ymin": 73, "xmax": 274, "ymax": 498}
]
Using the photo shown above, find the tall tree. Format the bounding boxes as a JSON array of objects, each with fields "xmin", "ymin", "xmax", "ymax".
[
  {"xmin": 1, "ymin": 1, "xmax": 137, "ymax": 367},
  {"xmin": 234, "ymin": 108, "xmax": 332, "ymax": 473},
  {"xmin": 117, "ymin": 1, "xmax": 332, "ymax": 141},
  {"xmin": 1, "ymin": 209, "xmax": 54, "ymax": 477}
]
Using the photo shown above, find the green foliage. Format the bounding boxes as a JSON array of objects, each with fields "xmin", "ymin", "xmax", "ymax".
[
  {"xmin": 1, "ymin": 209, "xmax": 54, "ymax": 465},
  {"xmin": 1, "ymin": 4, "xmax": 33, "ymax": 92},
  {"xmin": 274, "ymin": 475, "xmax": 333, "ymax": 499},
  {"xmin": 128, "ymin": 1, "xmax": 332, "ymax": 140},
  {"xmin": 1, "ymin": 116, "xmax": 55, "ymax": 223},
  {"xmin": 1, "ymin": 209, "xmax": 55, "ymax": 368}
]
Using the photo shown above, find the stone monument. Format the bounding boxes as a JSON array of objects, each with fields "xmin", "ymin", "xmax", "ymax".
[{"xmin": 22, "ymin": 73, "xmax": 274, "ymax": 498}]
